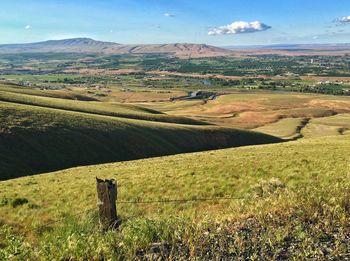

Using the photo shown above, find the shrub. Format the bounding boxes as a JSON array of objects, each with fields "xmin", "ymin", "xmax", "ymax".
[
  {"xmin": 11, "ymin": 198, "xmax": 29, "ymax": 208},
  {"xmin": 251, "ymin": 177, "xmax": 286, "ymax": 197}
]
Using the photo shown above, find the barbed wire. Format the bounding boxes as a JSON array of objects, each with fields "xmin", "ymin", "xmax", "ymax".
[
  {"xmin": 118, "ymin": 196, "xmax": 244, "ymax": 204},
  {"xmin": 13, "ymin": 47, "xmax": 232, "ymax": 237},
  {"xmin": 20, "ymin": 195, "xmax": 245, "ymax": 235}
]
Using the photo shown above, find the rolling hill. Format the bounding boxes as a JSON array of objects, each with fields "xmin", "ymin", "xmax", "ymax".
[
  {"xmin": 0, "ymin": 38, "xmax": 231, "ymax": 58},
  {"xmin": 1, "ymin": 38, "xmax": 349, "ymax": 58},
  {"xmin": 0, "ymin": 84, "xmax": 205, "ymax": 125},
  {"xmin": 0, "ymin": 88, "xmax": 281, "ymax": 180},
  {"xmin": 0, "ymin": 135, "xmax": 348, "ymax": 259}
]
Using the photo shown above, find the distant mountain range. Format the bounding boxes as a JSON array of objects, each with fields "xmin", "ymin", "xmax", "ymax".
[
  {"xmin": 0, "ymin": 38, "xmax": 349, "ymax": 57},
  {"xmin": 0, "ymin": 38, "xmax": 230, "ymax": 58}
]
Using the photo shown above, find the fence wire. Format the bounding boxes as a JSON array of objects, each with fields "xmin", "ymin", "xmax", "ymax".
[
  {"xmin": 20, "ymin": 195, "xmax": 245, "ymax": 235},
  {"xmin": 118, "ymin": 196, "xmax": 244, "ymax": 204}
]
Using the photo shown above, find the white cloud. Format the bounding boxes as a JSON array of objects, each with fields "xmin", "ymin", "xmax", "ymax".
[
  {"xmin": 25, "ymin": 25, "xmax": 31, "ymax": 30},
  {"xmin": 337, "ymin": 15, "xmax": 350, "ymax": 23},
  {"xmin": 208, "ymin": 21, "xmax": 271, "ymax": 36},
  {"xmin": 164, "ymin": 12, "xmax": 175, "ymax": 17}
]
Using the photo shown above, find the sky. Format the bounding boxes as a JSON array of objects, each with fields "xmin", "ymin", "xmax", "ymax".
[{"xmin": 0, "ymin": 0, "xmax": 350, "ymax": 46}]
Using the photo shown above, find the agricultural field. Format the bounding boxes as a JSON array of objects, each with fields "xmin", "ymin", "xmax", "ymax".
[{"xmin": 1, "ymin": 52, "xmax": 350, "ymax": 96}]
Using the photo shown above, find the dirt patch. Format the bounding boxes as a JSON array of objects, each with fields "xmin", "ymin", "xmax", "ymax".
[
  {"xmin": 308, "ymin": 100, "xmax": 350, "ymax": 111},
  {"xmin": 203, "ymin": 102, "xmax": 265, "ymax": 115},
  {"xmin": 227, "ymin": 111, "xmax": 281, "ymax": 129}
]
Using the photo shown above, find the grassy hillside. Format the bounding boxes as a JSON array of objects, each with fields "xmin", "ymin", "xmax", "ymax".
[
  {"xmin": 0, "ymin": 136, "xmax": 349, "ymax": 259},
  {"xmin": 0, "ymin": 85, "xmax": 205, "ymax": 125},
  {"xmin": 254, "ymin": 117, "xmax": 308, "ymax": 139},
  {"xmin": 0, "ymin": 100, "xmax": 280, "ymax": 180},
  {"xmin": 0, "ymin": 82, "xmax": 100, "ymax": 101},
  {"xmin": 1, "ymin": 84, "xmax": 349, "ymax": 259}
]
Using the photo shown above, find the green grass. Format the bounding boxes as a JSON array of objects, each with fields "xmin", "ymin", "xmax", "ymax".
[
  {"xmin": 0, "ymin": 82, "xmax": 350, "ymax": 259},
  {"xmin": 0, "ymin": 83, "xmax": 99, "ymax": 101},
  {"xmin": 0, "ymin": 100, "xmax": 280, "ymax": 180},
  {"xmin": 0, "ymin": 86, "xmax": 206, "ymax": 125},
  {"xmin": 0, "ymin": 136, "xmax": 349, "ymax": 259},
  {"xmin": 1, "ymin": 74, "xmax": 93, "ymax": 82},
  {"xmin": 301, "ymin": 114, "xmax": 350, "ymax": 138},
  {"xmin": 254, "ymin": 117, "xmax": 308, "ymax": 139},
  {"xmin": 256, "ymin": 114, "xmax": 350, "ymax": 139}
]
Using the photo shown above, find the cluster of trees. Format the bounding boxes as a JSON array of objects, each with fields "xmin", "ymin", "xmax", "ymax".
[{"xmin": 258, "ymin": 81, "xmax": 350, "ymax": 96}]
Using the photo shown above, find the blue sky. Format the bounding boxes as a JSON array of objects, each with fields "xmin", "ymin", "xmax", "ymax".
[{"xmin": 0, "ymin": 0, "xmax": 350, "ymax": 45}]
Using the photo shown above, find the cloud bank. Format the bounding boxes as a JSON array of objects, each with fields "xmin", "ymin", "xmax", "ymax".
[
  {"xmin": 337, "ymin": 16, "xmax": 350, "ymax": 24},
  {"xmin": 208, "ymin": 21, "xmax": 271, "ymax": 36}
]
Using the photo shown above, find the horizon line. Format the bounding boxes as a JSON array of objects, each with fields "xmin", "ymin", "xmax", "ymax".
[{"xmin": 0, "ymin": 37, "xmax": 349, "ymax": 48}]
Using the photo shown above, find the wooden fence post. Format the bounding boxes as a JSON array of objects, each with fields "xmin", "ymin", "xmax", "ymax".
[{"xmin": 96, "ymin": 177, "xmax": 117, "ymax": 230}]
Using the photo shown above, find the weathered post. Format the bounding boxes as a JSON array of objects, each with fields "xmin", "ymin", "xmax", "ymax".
[{"xmin": 96, "ymin": 178, "xmax": 117, "ymax": 230}]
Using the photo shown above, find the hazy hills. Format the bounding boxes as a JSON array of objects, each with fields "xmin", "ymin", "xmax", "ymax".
[
  {"xmin": 227, "ymin": 43, "xmax": 350, "ymax": 56},
  {"xmin": 0, "ymin": 38, "xmax": 349, "ymax": 58},
  {"xmin": 0, "ymin": 38, "xmax": 230, "ymax": 58}
]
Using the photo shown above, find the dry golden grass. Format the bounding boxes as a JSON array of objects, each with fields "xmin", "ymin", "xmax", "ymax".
[
  {"xmin": 147, "ymin": 92, "xmax": 350, "ymax": 130},
  {"xmin": 0, "ymin": 135, "xmax": 349, "ymax": 259},
  {"xmin": 254, "ymin": 118, "xmax": 307, "ymax": 139},
  {"xmin": 301, "ymin": 114, "xmax": 350, "ymax": 138}
]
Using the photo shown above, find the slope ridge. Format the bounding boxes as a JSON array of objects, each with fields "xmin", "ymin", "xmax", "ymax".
[
  {"xmin": 0, "ymin": 88, "xmax": 205, "ymax": 125},
  {"xmin": 0, "ymin": 100, "xmax": 281, "ymax": 180}
]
